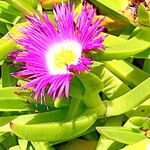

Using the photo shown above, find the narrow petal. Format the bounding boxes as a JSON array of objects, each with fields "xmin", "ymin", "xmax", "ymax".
[
  {"xmin": 54, "ymin": 2, "xmax": 75, "ymax": 39},
  {"xmin": 75, "ymin": 4, "xmax": 105, "ymax": 51}
]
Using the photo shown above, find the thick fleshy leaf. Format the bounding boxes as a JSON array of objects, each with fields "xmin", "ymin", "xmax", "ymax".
[
  {"xmin": 71, "ymin": 72, "xmax": 105, "ymax": 111},
  {"xmin": 31, "ymin": 142, "xmax": 55, "ymax": 150},
  {"xmin": 0, "ymin": 18, "xmax": 12, "ymax": 24},
  {"xmin": 96, "ymin": 116, "xmax": 124, "ymax": 150},
  {"xmin": 10, "ymin": 114, "xmax": 97, "ymax": 142},
  {"xmin": 96, "ymin": 127, "xmax": 145, "ymax": 144},
  {"xmin": 104, "ymin": 60, "xmax": 149, "ymax": 87},
  {"xmin": 126, "ymin": 99, "xmax": 150, "ymax": 118},
  {"xmin": 1, "ymin": 60, "xmax": 17, "ymax": 87},
  {"xmin": 7, "ymin": 0, "xmax": 36, "ymax": 15},
  {"xmin": 92, "ymin": 65, "xmax": 130, "ymax": 99},
  {"xmin": 87, "ymin": 30, "xmax": 150, "ymax": 61},
  {"xmin": 121, "ymin": 139, "xmax": 150, "ymax": 150},
  {"xmin": 0, "ymin": 87, "xmax": 37, "ymax": 111},
  {"xmin": 79, "ymin": 72, "xmax": 105, "ymax": 114},
  {"xmin": 129, "ymin": 117, "xmax": 150, "ymax": 129},
  {"xmin": 54, "ymin": 97, "xmax": 69, "ymax": 108},
  {"xmin": 102, "ymin": 32, "xmax": 126, "ymax": 47},
  {"xmin": 0, "ymin": 108, "xmax": 68, "ymax": 133},
  {"xmin": 70, "ymin": 76, "xmax": 85, "ymax": 99},
  {"xmin": 4, "ymin": 22, "xmax": 26, "ymax": 40},
  {"xmin": 137, "ymin": 4, "xmax": 150, "ymax": 27},
  {"xmin": 0, "ymin": 132, "xmax": 17, "ymax": 149},
  {"xmin": 78, "ymin": 72, "xmax": 103, "ymax": 94},
  {"xmin": 66, "ymin": 98, "xmax": 85, "ymax": 120},
  {"xmin": 9, "ymin": 145, "xmax": 21, "ymax": 150},
  {"xmin": 18, "ymin": 139, "xmax": 28, "ymax": 150},
  {"xmin": 134, "ymin": 48, "xmax": 150, "ymax": 59},
  {"xmin": 144, "ymin": 59, "xmax": 150, "ymax": 74},
  {"xmin": 0, "ymin": 11, "xmax": 21, "ymax": 25},
  {"xmin": 119, "ymin": 24, "xmax": 135, "ymax": 39},
  {"xmin": 0, "ymin": 1, "xmax": 20, "ymax": 16},
  {"xmin": 106, "ymin": 77, "xmax": 150, "ymax": 116},
  {"xmin": 0, "ymin": 23, "xmax": 7, "ymax": 35},
  {"xmin": 90, "ymin": 0, "xmax": 130, "ymax": 24},
  {"xmin": 0, "ymin": 39, "xmax": 16, "ymax": 61},
  {"xmin": 57, "ymin": 139, "xmax": 97, "ymax": 150}
]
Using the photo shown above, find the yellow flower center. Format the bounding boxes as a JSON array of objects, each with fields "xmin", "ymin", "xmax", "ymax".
[
  {"xmin": 46, "ymin": 40, "xmax": 82, "ymax": 75},
  {"xmin": 54, "ymin": 49, "xmax": 76, "ymax": 69}
]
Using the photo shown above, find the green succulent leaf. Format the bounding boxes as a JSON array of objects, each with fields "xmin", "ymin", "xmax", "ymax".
[
  {"xmin": 121, "ymin": 138, "xmax": 150, "ymax": 150},
  {"xmin": 105, "ymin": 77, "xmax": 150, "ymax": 116},
  {"xmin": 7, "ymin": 0, "xmax": 36, "ymax": 15},
  {"xmin": 129, "ymin": 117, "xmax": 150, "ymax": 129},
  {"xmin": 143, "ymin": 59, "xmax": 150, "ymax": 74},
  {"xmin": 96, "ymin": 127, "xmax": 145, "ymax": 144},
  {"xmin": 92, "ymin": 65, "xmax": 130, "ymax": 99},
  {"xmin": 96, "ymin": 116, "xmax": 124, "ymax": 150},
  {"xmin": 0, "ymin": 39, "xmax": 16, "ymax": 61},
  {"xmin": 0, "ymin": 87, "xmax": 34, "ymax": 111},
  {"xmin": 137, "ymin": 4, "xmax": 150, "ymax": 27},
  {"xmin": 1, "ymin": 60, "xmax": 18, "ymax": 87},
  {"xmin": 126, "ymin": 99, "xmax": 150, "ymax": 118},
  {"xmin": 10, "ymin": 114, "xmax": 97, "ymax": 142},
  {"xmin": 0, "ymin": 1, "xmax": 20, "ymax": 16},
  {"xmin": 90, "ymin": 0, "xmax": 130, "ymax": 24},
  {"xmin": 134, "ymin": 48, "xmax": 150, "ymax": 59},
  {"xmin": 104, "ymin": 60, "xmax": 149, "ymax": 87},
  {"xmin": 88, "ymin": 30, "xmax": 150, "ymax": 61}
]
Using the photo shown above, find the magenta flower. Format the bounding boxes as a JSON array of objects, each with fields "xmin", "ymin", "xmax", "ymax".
[{"xmin": 13, "ymin": 2, "xmax": 105, "ymax": 101}]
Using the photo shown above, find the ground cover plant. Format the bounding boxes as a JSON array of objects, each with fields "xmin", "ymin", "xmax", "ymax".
[{"xmin": 0, "ymin": 0, "xmax": 150, "ymax": 149}]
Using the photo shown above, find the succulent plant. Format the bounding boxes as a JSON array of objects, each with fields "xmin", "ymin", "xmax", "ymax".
[{"xmin": 0, "ymin": 0, "xmax": 150, "ymax": 149}]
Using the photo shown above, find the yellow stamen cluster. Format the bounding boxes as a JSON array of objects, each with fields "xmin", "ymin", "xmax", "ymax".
[{"xmin": 54, "ymin": 49, "xmax": 76, "ymax": 69}]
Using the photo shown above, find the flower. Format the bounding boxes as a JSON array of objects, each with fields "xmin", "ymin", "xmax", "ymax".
[{"xmin": 12, "ymin": 2, "xmax": 106, "ymax": 101}]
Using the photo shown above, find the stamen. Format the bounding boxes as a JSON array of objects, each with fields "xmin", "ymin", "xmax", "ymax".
[
  {"xmin": 46, "ymin": 40, "xmax": 82, "ymax": 75},
  {"xmin": 54, "ymin": 49, "xmax": 76, "ymax": 68}
]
